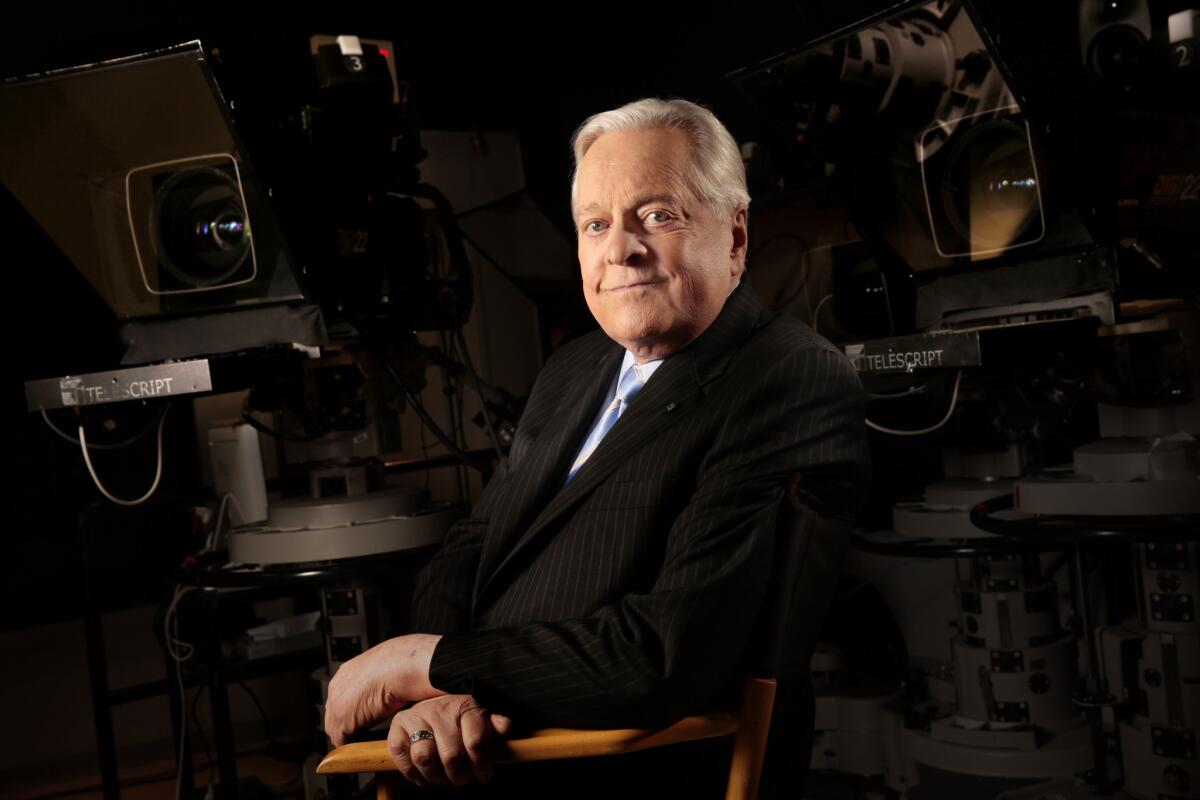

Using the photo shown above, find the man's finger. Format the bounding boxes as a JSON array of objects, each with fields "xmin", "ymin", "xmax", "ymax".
[
  {"xmin": 402, "ymin": 713, "xmax": 455, "ymax": 786},
  {"xmin": 386, "ymin": 716, "xmax": 425, "ymax": 788},
  {"xmin": 408, "ymin": 731, "xmax": 448, "ymax": 785},
  {"xmin": 324, "ymin": 680, "xmax": 344, "ymax": 747},
  {"xmin": 324, "ymin": 711, "xmax": 347, "ymax": 748},
  {"xmin": 460, "ymin": 707, "xmax": 495, "ymax": 784},
  {"xmin": 324, "ymin": 707, "xmax": 341, "ymax": 748},
  {"xmin": 489, "ymin": 713, "xmax": 513, "ymax": 736},
  {"xmin": 428, "ymin": 714, "xmax": 473, "ymax": 787}
]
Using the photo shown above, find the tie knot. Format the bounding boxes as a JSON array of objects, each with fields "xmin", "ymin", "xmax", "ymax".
[{"xmin": 615, "ymin": 363, "xmax": 644, "ymax": 404}]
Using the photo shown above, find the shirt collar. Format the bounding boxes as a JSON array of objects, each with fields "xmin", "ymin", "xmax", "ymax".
[{"xmin": 620, "ymin": 349, "xmax": 665, "ymax": 385}]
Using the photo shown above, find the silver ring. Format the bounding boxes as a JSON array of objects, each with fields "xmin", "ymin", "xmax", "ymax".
[{"xmin": 409, "ymin": 730, "xmax": 435, "ymax": 744}]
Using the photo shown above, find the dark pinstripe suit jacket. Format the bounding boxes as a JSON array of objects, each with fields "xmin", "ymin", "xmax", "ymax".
[{"xmin": 411, "ymin": 281, "xmax": 869, "ymax": 729}]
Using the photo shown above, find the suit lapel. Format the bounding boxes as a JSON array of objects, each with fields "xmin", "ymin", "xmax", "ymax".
[
  {"xmin": 480, "ymin": 356, "xmax": 702, "ymax": 594},
  {"xmin": 475, "ymin": 340, "xmax": 622, "ymax": 586},
  {"xmin": 478, "ymin": 282, "xmax": 771, "ymax": 603}
]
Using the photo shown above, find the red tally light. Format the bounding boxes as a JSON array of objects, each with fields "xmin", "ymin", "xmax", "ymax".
[{"xmin": 379, "ymin": 49, "xmax": 390, "ymax": 58}]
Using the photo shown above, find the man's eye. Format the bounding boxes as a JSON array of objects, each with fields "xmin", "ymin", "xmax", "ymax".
[
  {"xmin": 644, "ymin": 210, "xmax": 671, "ymax": 224},
  {"xmin": 584, "ymin": 220, "xmax": 607, "ymax": 234}
]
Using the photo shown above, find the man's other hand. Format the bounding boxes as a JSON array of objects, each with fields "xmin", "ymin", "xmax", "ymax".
[
  {"xmin": 325, "ymin": 633, "xmax": 445, "ymax": 747},
  {"xmin": 387, "ymin": 694, "xmax": 513, "ymax": 787}
]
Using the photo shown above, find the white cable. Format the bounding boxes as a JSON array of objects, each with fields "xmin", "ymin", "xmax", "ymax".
[
  {"xmin": 865, "ymin": 370, "xmax": 964, "ymax": 436},
  {"xmin": 79, "ymin": 403, "xmax": 171, "ymax": 506},
  {"xmin": 203, "ymin": 496, "xmax": 228, "ymax": 553},
  {"xmin": 173, "ymin": 627, "xmax": 188, "ymax": 800},
  {"xmin": 813, "ymin": 293, "xmax": 834, "ymax": 336},
  {"xmin": 204, "ymin": 493, "xmax": 245, "ymax": 553},
  {"xmin": 165, "ymin": 584, "xmax": 195, "ymax": 800},
  {"xmin": 43, "ymin": 408, "xmax": 91, "ymax": 447},
  {"xmin": 42, "ymin": 406, "xmax": 165, "ymax": 450},
  {"xmin": 164, "ymin": 584, "xmax": 195, "ymax": 662}
]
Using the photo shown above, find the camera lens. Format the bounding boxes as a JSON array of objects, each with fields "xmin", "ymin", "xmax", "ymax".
[
  {"xmin": 153, "ymin": 166, "xmax": 252, "ymax": 287},
  {"xmin": 941, "ymin": 118, "xmax": 1040, "ymax": 252},
  {"xmin": 1088, "ymin": 24, "xmax": 1146, "ymax": 82},
  {"xmin": 196, "ymin": 213, "xmax": 246, "ymax": 248}
]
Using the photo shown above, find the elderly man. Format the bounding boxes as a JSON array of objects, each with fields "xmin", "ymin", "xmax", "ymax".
[{"xmin": 324, "ymin": 98, "xmax": 869, "ymax": 793}]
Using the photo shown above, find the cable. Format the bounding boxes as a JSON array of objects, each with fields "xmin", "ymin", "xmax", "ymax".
[
  {"xmin": 453, "ymin": 187, "xmax": 528, "ymax": 220},
  {"xmin": 812, "ymin": 293, "xmax": 833, "ymax": 336},
  {"xmin": 458, "ymin": 229, "xmax": 528, "ymax": 297},
  {"xmin": 164, "ymin": 584, "xmax": 195, "ymax": 800},
  {"xmin": 866, "ymin": 378, "xmax": 936, "ymax": 401},
  {"xmin": 163, "ymin": 585, "xmax": 194, "ymax": 675},
  {"xmin": 969, "ymin": 492, "xmax": 1199, "ymax": 541},
  {"xmin": 204, "ymin": 495, "xmax": 231, "ymax": 554},
  {"xmin": 417, "ymin": 390, "xmax": 435, "ymax": 489},
  {"xmin": 453, "ymin": 327, "xmax": 506, "ymax": 462},
  {"xmin": 41, "ymin": 405, "xmax": 166, "ymax": 450},
  {"xmin": 1043, "ymin": 550, "xmax": 1070, "ymax": 579},
  {"xmin": 236, "ymin": 681, "xmax": 275, "ymax": 747},
  {"xmin": 878, "ymin": 270, "xmax": 895, "ymax": 336},
  {"xmin": 443, "ymin": 330, "xmax": 469, "ymax": 500},
  {"xmin": 187, "ymin": 684, "xmax": 216, "ymax": 786},
  {"xmin": 353, "ymin": 317, "xmax": 486, "ymax": 471},
  {"xmin": 401, "ymin": 374, "xmax": 483, "ymax": 470},
  {"xmin": 79, "ymin": 402, "xmax": 171, "ymax": 506},
  {"xmin": 865, "ymin": 370, "xmax": 964, "ymax": 436},
  {"xmin": 204, "ymin": 493, "xmax": 245, "ymax": 554},
  {"xmin": 240, "ymin": 411, "xmax": 330, "ymax": 443}
]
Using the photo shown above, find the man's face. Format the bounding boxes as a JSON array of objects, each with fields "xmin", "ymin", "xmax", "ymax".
[{"xmin": 573, "ymin": 127, "xmax": 747, "ymax": 362}]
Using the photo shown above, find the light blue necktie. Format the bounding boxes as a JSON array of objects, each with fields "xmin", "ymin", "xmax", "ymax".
[{"xmin": 566, "ymin": 363, "xmax": 645, "ymax": 482}]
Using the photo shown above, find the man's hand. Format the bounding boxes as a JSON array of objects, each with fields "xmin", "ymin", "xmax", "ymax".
[
  {"xmin": 387, "ymin": 694, "xmax": 513, "ymax": 787},
  {"xmin": 325, "ymin": 633, "xmax": 445, "ymax": 747}
]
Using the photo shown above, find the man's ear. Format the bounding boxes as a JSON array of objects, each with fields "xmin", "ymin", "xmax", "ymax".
[{"xmin": 729, "ymin": 206, "xmax": 749, "ymax": 276}]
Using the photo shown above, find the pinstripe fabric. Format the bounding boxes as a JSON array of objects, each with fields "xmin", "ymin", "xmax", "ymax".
[{"xmin": 411, "ymin": 280, "xmax": 870, "ymax": 729}]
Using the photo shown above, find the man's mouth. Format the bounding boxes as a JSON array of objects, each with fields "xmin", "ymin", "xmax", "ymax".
[{"xmin": 605, "ymin": 280, "xmax": 665, "ymax": 292}]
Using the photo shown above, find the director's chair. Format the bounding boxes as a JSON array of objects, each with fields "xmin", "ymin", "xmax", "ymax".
[{"xmin": 318, "ymin": 484, "xmax": 849, "ymax": 799}]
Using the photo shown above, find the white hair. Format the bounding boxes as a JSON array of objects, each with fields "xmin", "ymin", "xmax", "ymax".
[{"xmin": 569, "ymin": 97, "xmax": 750, "ymax": 221}]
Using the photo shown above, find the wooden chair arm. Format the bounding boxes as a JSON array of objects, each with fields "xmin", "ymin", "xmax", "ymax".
[{"xmin": 317, "ymin": 712, "xmax": 740, "ymax": 774}]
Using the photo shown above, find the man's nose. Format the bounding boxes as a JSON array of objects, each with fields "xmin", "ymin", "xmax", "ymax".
[{"xmin": 605, "ymin": 219, "xmax": 649, "ymax": 266}]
